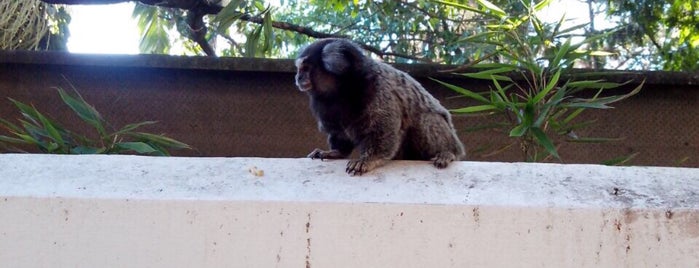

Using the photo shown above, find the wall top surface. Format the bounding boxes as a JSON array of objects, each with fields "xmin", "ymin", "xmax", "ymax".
[
  {"xmin": 2, "ymin": 50, "xmax": 698, "ymax": 85},
  {"xmin": 0, "ymin": 154, "xmax": 697, "ymax": 209}
]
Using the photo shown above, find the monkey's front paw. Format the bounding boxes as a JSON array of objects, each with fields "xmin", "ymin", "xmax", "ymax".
[
  {"xmin": 431, "ymin": 152, "xmax": 457, "ymax": 169},
  {"xmin": 346, "ymin": 159, "xmax": 369, "ymax": 176},
  {"xmin": 307, "ymin": 148, "xmax": 345, "ymax": 160}
]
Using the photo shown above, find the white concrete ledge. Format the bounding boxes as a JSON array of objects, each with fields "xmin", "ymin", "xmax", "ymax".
[{"xmin": 0, "ymin": 154, "xmax": 698, "ymax": 267}]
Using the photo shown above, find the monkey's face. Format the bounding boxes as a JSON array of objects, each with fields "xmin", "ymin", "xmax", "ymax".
[
  {"xmin": 295, "ymin": 57, "xmax": 313, "ymax": 92},
  {"xmin": 295, "ymin": 56, "xmax": 337, "ymax": 94}
]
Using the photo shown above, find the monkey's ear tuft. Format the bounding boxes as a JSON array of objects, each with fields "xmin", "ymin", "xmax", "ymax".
[
  {"xmin": 321, "ymin": 39, "xmax": 365, "ymax": 75},
  {"xmin": 321, "ymin": 40, "xmax": 351, "ymax": 74}
]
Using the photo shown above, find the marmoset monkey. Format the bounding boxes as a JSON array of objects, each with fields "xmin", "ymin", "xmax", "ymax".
[{"xmin": 295, "ymin": 38, "xmax": 465, "ymax": 176}]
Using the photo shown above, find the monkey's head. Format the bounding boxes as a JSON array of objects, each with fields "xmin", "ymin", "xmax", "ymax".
[{"xmin": 295, "ymin": 38, "xmax": 366, "ymax": 94}]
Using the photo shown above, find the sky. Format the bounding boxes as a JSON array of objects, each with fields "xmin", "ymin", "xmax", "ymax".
[
  {"xmin": 66, "ymin": 1, "xmax": 600, "ymax": 55},
  {"xmin": 67, "ymin": 3, "xmax": 139, "ymax": 54}
]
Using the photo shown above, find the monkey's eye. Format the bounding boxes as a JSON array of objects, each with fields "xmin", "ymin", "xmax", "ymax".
[{"xmin": 298, "ymin": 66, "xmax": 309, "ymax": 72}]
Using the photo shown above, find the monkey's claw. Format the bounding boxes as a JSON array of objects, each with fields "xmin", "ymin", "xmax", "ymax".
[
  {"xmin": 307, "ymin": 148, "xmax": 325, "ymax": 159},
  {"xmin": 431, "ymin": 152, "xmax": 456, "ymax": 169},
  {"xmin": 346, "ymin": 159, "xmax": 368, "ymax": 176},
  {"xmin": 308, "ymin": 148, "xmax": 345, "ymax": 160}
]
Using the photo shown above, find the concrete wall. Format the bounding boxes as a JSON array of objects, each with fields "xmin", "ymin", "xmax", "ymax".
[
  {"xmin": 1, "ymin": 51, "xmax": 698, "ymax": 167},
  {"xmin": 0, "ymin": 154, "xmax": 698, "ymax": 267}
]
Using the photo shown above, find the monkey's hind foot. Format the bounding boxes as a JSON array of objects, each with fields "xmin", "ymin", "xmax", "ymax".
[
  {"xmin": 346, "ymin": 158, "xmax": 385, "ymax": 176},
  {"xmin": 431, "ymin": 152, "xmax": 457, "ymax": 169},
  {"xmin": 307, "ymin": 148, "xmax": 347, "ymax": 160}
]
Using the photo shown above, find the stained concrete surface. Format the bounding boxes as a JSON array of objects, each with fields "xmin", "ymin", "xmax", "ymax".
[{"xmin": 0, "ymin": 154, "xmax": 697, "ymax": 267}]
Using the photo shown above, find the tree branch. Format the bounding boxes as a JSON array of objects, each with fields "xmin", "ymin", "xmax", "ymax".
[
  {"xmin": 40, "ymin": 0, "xmax": 427, "ymax": 61},
  {"xmin": 237, "ymin": 14, "xmax": 428, "ymax": 62},
  {"xmin": 186, "ymin": 10, "xmax": 215, "ymax": 56},
  {"xmin": 40, "ymin": 0, "xmax": 223, "ymax": 14}
]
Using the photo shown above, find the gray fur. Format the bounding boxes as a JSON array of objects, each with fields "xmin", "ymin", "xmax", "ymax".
[{"xmin": 295, "ymin": 38, "xmax": 465, "ymax": 176}]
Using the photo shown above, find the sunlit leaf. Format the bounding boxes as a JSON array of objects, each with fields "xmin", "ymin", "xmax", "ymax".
[{"xmin": 476, "ymin": 0, "xmax": 507, "ymax": 18}]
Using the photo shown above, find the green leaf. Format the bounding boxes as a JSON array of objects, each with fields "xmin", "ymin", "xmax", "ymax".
[
  {"xmin": 563, "ymin": 102, "xmax": 612, "ymax": 109},
  {"xmin": 116, "ymin": 142, "xmax": 158, "ymax": 154},
  {"xmin": 533, "ymin": 0, "xmax": 553, "ymax": 11},
  {"xmin": 0, "ymin": 135, "xmax": 29, "ymax": 144},
  {"xmin": 461, "ymin": 73, "xmax": 513, "ymax": 81},
  {"xmin": 128, "ymin": 132, "xmax": 191, "ymax": 150},
  {"xmin": 245, "ymin": 26, "xmax": 263, "ymax": 57},
  {"xmin": 601, "ymin": 152, "xmax": 639, "ymax": 166},
  {"xmin": 71, "ymin": 146, "xmax": 104, "ymax": 154},
  {"xmin": 9, "ymin": 99, "xmax": 41, "ymax": 125},
  {"xmin": 551, "ymin": 38, "xmax": 572, "ymax": 68},
  {"xmin": 430, "ymin": 78, "xmax": 490, "ymax": 103},
  {"xmin": 436, "ymin": 0, "xmax": 489, "ymax": 16},
  {"xmin": 213, "ymin": 0, "xmax": 245, "ymax": 31},
  {"xmin": 262, "ymin": 8, "xmax": 274, "ymax": 53},
  {"xmin": 34, "ymin": 109, "xmax": 66, "ymax": 152},
  {"xmin": 477, "ymin": 0, "xmax": 507, "ymax": 18},
  {"xmin": 566, "ymin": 80, "xmax": 622, "ymax": 89},
  {"xmin": 450, "ymin": 105, "xmax": 499, "ymax": 114},
  {"xmin": 532, "ymin": 69, "xmax": 561, "ymax": 103},
  {"xmin": 0, "ymin": 117, "xmax": 24, "ymax": 134},
  {"xmin": 509, "ymin": 124, "xmax": 527, "ymax": 137},
  {"xmin": 54, "ymin": 87, "xmax": 106, "ymax": 136},
  {"xmin": 589, "ymin": 51, "xmax": 617, "ymax": 56},
  {"xmin": 112, "ymin": 121, "xmax": 158, "ymax": 136},
  {"xmin": 531, "ymin": 127, "xmax": 560, "ymax": 160}
]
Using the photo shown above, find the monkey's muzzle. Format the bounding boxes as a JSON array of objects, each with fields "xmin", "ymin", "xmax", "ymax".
[{"xmin": 296, "ymin": 81, "xmax": 312, "ymax": 92}]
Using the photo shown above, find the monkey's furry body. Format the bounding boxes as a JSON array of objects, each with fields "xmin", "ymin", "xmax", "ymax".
[{"xmin": 295, "ymin": 38, "xmax": 465, "ymax": 175}]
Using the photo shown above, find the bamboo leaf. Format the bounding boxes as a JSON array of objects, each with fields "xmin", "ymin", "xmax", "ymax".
[
  {"xmin": 460, "ymin": 73, "xmax": 513, "ymax": 81},
  {"xmin": 566, "ymin": 80, "xmax": 623, "ymax": 89},
  {"xmin": 0, "ymin": 117, "xmax": 24, "ymax": 133},
  {"xmin": 116, "ymin": 142, "xmax": 158, "ymax": 154},
  {"xmin": 477, "ymin": 0, "xmax": 507, "ymax": 18},
  {"xmin": 262, "ymin": 7, "xmax": 274, "ymax": 53},
  {"xmin": 112, "ymin": 121, "xmax": 159, "ymax": 136},
  {"xmin": 532, "ymin": 69, "xmax": 561, "ymax": 103},
  {"xmin": 509, "ymin": 124, "xmax": 527, "ymax": 137},
  {"xmin": 34, "ymin": 109, "xmax": 66, "ymax": 152},
  {"xmin": 602, "ymin": 152, "xmax": 639, "ymax": 166},
  {"xmin": 563, "ymin": 102, "xmax": 612, "ymax": 109},
  {"xmin": 128, "ymin": 132, "xmax": 191, "ymax": 150},
  {"xmin": 71, "ymin": 146, "xmax": 104, "ymax": 154},
  {"xmin": 551, "ymin": 38, "xmax": 571, "ymax": 68},
  {"xmin": 531, "ymin": 127, "xmax": 560, "ymax": 159},
  {"xmin": 450, "ymin": 105, "xmax": 499, "ymax": 114},
  {"xmin": 430, "ymin": 78, "xmax": 490, "ymax": 103},
  {"xmin": 436, "ymin": 0, "xmax": 489, "ymax": 16},
  {"xmin": 54, "ymin": 87, "xmax": 106, "ymax": 136},
  {"xmin": 533, "ymin": 0, "xmax": 553, "ymax": 11},
  {"xmin": 563, "ymin": 108, "xmax": 585, "ymax": 124},
  {"xmin": 0, "ymin": 135, "xmax": 29, "ymax": 144},
  {"xmin": 212, "ymin": 0, "xmax": 245, "ymax": 31}
]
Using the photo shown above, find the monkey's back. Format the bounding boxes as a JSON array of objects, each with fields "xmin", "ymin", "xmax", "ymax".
[{"xmin": 365, "ymin": 61, "xmax": 453, "ymax": 126}]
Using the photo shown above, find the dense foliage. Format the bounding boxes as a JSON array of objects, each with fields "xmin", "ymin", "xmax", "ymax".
[
  {"xmin": 435, "ymin": 0, "xmax": 642, "ymax": 162},
  {"xmin": 6, "ymin": 0, "xmax": 699, "ymax": 71}
]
